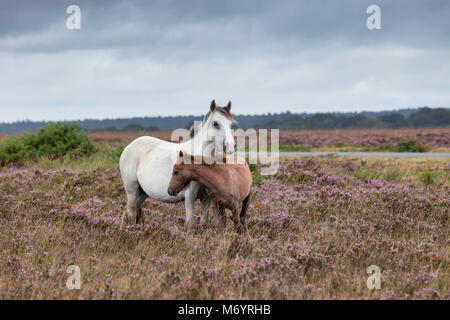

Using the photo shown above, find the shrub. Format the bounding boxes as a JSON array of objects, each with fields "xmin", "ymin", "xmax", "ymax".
[
  {"xmin": 0, "ymin": 137, "xmax": 29, "ymax": 165},
  {"xmin": 383, "ymin": 168, "xmax": 403, "ymax": 183},
  {"xmin": 279, "ymin": 144, "xmax": 311, "ymax": 152},
  {"xmin": 0, "ymin": 123, "xmax": 95, "ymax": 166},
  {"xmin": 419, "ymin": 169, "xmax": 438, "ymax": 185},
  {"xmin": 353, "ymin": 166, "xmax": 381, "ymax": 180},
  {"xmin": 245, "ymin": 156, "xmax": 264, "ymax": 186},
  {"xmin": 99, "ymin": 142, "xmax": 127, "ymax": 164},
  {"xmin": 395, "ymin": 140, "xmax": 427, "ymax": 152}
]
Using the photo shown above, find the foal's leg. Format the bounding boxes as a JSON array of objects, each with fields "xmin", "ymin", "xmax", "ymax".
[
  {"xmin": 212, "ymin": 202, "xmax": 226, "ymax": 229},
  {"xmin": 231, "ymin": 201, "xmax": 245, "ymax": 234},
  {"xmin": 200, "ymin": 197, "xmax": 211, "ymax": 228}
]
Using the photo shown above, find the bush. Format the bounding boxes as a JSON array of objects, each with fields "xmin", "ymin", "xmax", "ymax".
[
  {"xmin": 395, "ymin": 140, "xmax": 427, "ymax": 152},
  {"xmin": 0, "ymin": 123, "xmax": 95, "ymax": 166},
  {"xmin": 419, "ymin": 169, "xmax": 438, "ymax": 185},
  {"xmin": 279, "ymin": 144, "xmax": 311, "ymax": 152},
  {"xmin": 383, "ymin": 168, "xmax": 403, "ymax": 183},
  {"xmin": 99, "ymin": 142, "xmax": 127, "ymax": 164},
  {"xmin": 353, "ymin": 166, "xmax": 381, "ymax": 180},
  {"xmin": 245, "ymin": 156, "xmax": 264, "ymax": 186},
  {"xmin": 364, "ymin": 140, "xmax": 427, "ymax": 152}
]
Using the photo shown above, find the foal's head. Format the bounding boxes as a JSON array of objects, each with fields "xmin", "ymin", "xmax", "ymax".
[
  {"xmin": 203, "ymin": 99, "xmax": 236, "ymax": 154},
  {"xmin": 167, "ymin": 151, "xmax": 194, "ymax": 196}
]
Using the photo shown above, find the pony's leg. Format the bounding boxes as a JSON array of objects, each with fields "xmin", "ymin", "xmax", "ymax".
[
  {"xmin": 135, "ymin": 191, "xmax": 148, "ymax": 224},
  {"xmin": 122, "ymin": 192, "xmax": 137, "ymax": 226},
  {"xmin": 200, "ymin": 196, "xmax": 211, "ymax": 228},
  {"xmin": 122, "ymin": 182, "xmax": 146, "ymax": 226},
  {"xmin": 184, "ymin": 186, "xmax": 199, "ymax": 229},
  {"xmin": 239, "ymin": 193, "xmax": 251, "ymax": 234}
]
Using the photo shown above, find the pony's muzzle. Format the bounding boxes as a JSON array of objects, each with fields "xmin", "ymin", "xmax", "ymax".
[
  {"xmin": 223, "ymin": 141, "xmax": 236, "ymax": 154},
  {"xmin": 167, "ymin": 188, "xmax": 177, "ymax": 196}
]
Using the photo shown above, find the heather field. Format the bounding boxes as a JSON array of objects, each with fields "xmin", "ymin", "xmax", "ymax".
[
  {"xmin": 2, "ymin": 128, "xmax": 449, "ymax": 152},
  {"xmin": 82, "ymin": 128, "xmax": 450, "ymax": 152},
  {"xmin": 0, "ymin": 155, "xmax": 448, "ymax": 299},
  {"xmin": 278, "ymin": 128, "xmax": 450, "ymax": 152}
]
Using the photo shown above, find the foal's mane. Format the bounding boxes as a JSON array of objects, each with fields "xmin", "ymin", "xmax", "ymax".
[{"xmin": 179, "ymin": 152, "xmax": 244, "ymax": 166}]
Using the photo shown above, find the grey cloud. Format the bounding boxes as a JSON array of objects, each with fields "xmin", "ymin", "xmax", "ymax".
[
  {"xmin": 0, "ymin": 0, "xmax": 449, "ymax": 121},
  {"xmin": 2, "ymin": 0, "xmax": 450, "ymax": 54}
]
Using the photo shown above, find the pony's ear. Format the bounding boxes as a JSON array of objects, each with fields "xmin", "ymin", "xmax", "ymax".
[
  {"xmin": 210, "ymin": 99, "xmax": 216, "ymax": 111},
  {"xmin": 179, "ymin": 150, "xmax": 183, "ymax": 158},
  {"xmin": 226, "ymin": 101, "xmax": 231, "ymax": 112}
]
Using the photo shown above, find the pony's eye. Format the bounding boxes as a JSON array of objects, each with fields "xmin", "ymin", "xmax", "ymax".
[
  {"xmin": 212, "ymin": 121, "xmax": 219, "ymax": 129},
  {"xmin": 174, "ymin": 170, "xmax": 179, "ymax": 175}
]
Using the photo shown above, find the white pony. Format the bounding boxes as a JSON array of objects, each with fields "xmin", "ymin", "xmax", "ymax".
[{"xmin": 119, "ymin": 100, "xmax": 236, "ymax": 228}]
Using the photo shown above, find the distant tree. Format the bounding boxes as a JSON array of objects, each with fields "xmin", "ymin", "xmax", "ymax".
[
  {"xmin": 122, "ymin": 124, "xmax": 144, "ymax": 131},
  {"xmin": 376, "ymin": 113, "xmax": 407, "ymax": 128},
  {"xmin": 408, "ymin": 107, "xmax": 450, "ymax": 127},
  {"xmin": 146, "ymin": 125, "xmax": 160, "ymax": 131},
  {"xmin": 1, "ymin": 107, "xmax": 449, "ymax": 133}
]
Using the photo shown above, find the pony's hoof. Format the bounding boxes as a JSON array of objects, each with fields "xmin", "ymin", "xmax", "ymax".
[{"xmin": 121, "ymin": 215, "xmax": 128, "ymax": 227}]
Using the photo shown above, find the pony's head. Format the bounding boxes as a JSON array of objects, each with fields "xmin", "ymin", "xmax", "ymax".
[
  {"xmin": 202, "ymin": 99, "xmax": 236, "ymax": 154},
  {"xmin": 167, "ymin": 150, "xmax": 193, "ymax": 196}
]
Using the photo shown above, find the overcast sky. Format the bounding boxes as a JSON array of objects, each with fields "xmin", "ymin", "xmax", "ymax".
[{"xmin": 0, "ymin": 0, "xmax": 449, "ymax": 122}]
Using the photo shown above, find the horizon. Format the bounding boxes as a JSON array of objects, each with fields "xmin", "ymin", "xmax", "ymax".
[{"xmin": 1, "ymin": 106, "xmax": 447, "ymax": 124}]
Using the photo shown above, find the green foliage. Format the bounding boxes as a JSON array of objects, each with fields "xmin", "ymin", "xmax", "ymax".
[
  {"xmin": 99, "ymin": 143, "xmax": 127, "ymax": 164},
  {"xmin": 245, "ymin": 156, "xmax": 264, "ymax": 186},
  {"xmin": 377, "ymin": 113, "xmax": 407, "ymax": 128},
  {"xmin": 278, "ymin": 144, "xmax": 311, "ymax": 152},
  {"xmin": 0, "ymin": 122, "xmax": 95, "ymax": 166},
  {"xmin": 362, "ymin": 140, "xmax": 427, "ymax": 152},
  {"xmin": 419, "ymin": 169, "xmax": 438, "ymax": 186},
  {"xmin": 122, "ymin": 123, "xmax": 145, "ymax": 131},
  {"xmin": 395, "ymin": 140, "xmax": 427, "ymax": 152},
  {"xmin": 408, "ymin": 107, "xmax": 450, "ymax": 127},
  {"xmin": 353, "ymin": 166, "xmax": 381, "ymax": 180},
  {"xmin": 383, "ymin": 168, "xmax": 403, "ymax": 183}
]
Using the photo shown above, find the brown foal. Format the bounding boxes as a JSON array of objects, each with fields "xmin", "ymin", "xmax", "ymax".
[{"xmin": 168, "ymin": 151, "xmax": 252, "ymax": 234}]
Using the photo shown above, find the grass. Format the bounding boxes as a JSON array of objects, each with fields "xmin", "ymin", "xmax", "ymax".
[
  {"xmin": 419, "ymin": 169, "xmax": 438, "ymax": 186},
  {"xmin": 278, "ymin": 144, "xmax": 311, "ymax": 152}
]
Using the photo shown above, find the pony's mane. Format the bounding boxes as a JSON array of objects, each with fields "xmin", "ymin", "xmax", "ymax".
[{"xmin": 203, "ymin": 107, "xmax": 236, "ymax": 123}]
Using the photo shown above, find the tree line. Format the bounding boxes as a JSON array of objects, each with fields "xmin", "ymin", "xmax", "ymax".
[{"xmin": 0, "ymin": 107, "xmax": 448, "ymax": 133}]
